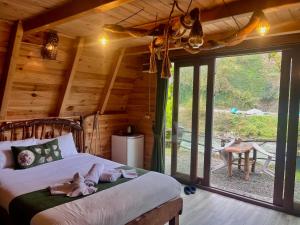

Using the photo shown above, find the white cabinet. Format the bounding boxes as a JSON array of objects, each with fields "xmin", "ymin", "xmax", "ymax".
[{"xmin": 111, "ymin": 134, "xmax": 144, "ymax": 168}]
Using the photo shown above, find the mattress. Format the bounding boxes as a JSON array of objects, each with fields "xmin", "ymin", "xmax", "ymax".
[{"xmin": 0, "ymin": 153, "xmax": 181, "ymax": 225}]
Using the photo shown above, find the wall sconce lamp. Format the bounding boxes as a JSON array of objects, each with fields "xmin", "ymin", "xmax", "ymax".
[{"xmin": 41, "ymin": 31, "xmax": 59, "ymax": 60}]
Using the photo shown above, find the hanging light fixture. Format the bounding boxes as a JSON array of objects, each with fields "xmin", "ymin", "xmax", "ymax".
[
  {"xmin": 188, "ymin": 8, "xmax": 204, "ymax": 48},
  {"xmin": 189, "ymin": 19, "xmax": 204, "ymax": 48},
  {"xmin": 256, "ymin": 11, "xmax": 270, "ymax": 36},
  {"xmin": 104, "ymin": 1, "xmax": 271, "ymax": 79},
  {"xmin": 41, "ymin": 31, "xmax": 59, "ymax": 60}
]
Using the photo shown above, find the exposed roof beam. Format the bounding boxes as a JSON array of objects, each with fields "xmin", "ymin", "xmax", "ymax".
[
  {"xmin": 199, "ymin": 0, "xmax": 300, "ymax": 23},
  {"xmin": 0, "ymin": 21, "xmax": 23, "ymax": 120},
  {"xmin": 137, "ymin": 0, "xmax": 300, "ymax": 28},
  {"xmin": 56, "ymin": 37, "xmax": 85, "ymax": 117},
  {"xmin": 23, "ymin": 0, "xmax": 135, "ymax": 34},
  {"xmin": 125, "ymin": 20, "xmax": 300, "ymax": 56},
  {"xmin": 106, "ymin": 0, "xmax": 300, "ymax": 41},
  {"xmin": 98, "ymin": 48, "xmax": 126, "ymax": 115}
]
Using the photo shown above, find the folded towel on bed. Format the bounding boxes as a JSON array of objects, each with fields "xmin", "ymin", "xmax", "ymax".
[
  {"xmin": 84, "ymin": 163, "xmax": 104, "ymax": 186},
  {"xmin": 49, "ymin": 164, "xmax": 123, "ymax": 197},
  {"xmin": 49, "ymin": 172, "xmax": 97, "ymax": 197},
  {"xmin": 99, "ymin": 169, "xmax": 122, "ymax": 182},
  {"xmin": 68, "ymin": 173, "xmax": 97, "ymax": 197},
  {"xmin": 84, "ymin": 163, "xmax": 122, "ymax": 183}
]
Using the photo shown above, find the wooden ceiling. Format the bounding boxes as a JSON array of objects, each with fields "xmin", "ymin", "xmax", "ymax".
[
  {"xmin": 0, "ymin": 0, "xmax": 300, "ymax": 46},
  {"xmin": 0, "ymin": 0, "xmax": 70, "ymax": 21}
]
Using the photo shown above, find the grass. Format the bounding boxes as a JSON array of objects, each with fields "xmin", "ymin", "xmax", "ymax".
[
  {"xmin": 296, "ymin": 171, "xmax": 300, "ymax": 182},
  {"xmin": 168, "ymin": 110, "xmax": 278, "ymax": 140},
  {"xmin": 213, "ymin": 112, "xmax": 278, "ymax": 139}
]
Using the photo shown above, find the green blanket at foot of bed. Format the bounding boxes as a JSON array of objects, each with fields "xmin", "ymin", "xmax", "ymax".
[{"xmin": 9, "ymin": 166, "xmax": 148, "ymax": 225}]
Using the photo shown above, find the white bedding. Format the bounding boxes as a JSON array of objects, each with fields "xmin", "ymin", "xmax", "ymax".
[{"xmin": 0, "ymin": 153, "xmax": 181, "ymax": 225}]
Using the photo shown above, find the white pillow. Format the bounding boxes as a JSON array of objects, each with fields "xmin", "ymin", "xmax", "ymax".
[
  {"xmin": 0, "ymin": 138, "xmax": 37, "ymax": 169},
  {"xmin": 36, "ymin": 133, "xmax": 78, "ymax": 158}
]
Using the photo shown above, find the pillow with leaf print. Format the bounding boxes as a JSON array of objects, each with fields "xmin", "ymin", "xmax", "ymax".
[{"xmin": 11, "ymin": 139, "xmax": 62, "ymax": 169}]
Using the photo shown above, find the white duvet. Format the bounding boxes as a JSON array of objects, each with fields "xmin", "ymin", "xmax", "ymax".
[{"xmin": 0, "ymin": 153, "xmax": 181, "ymax": 225}]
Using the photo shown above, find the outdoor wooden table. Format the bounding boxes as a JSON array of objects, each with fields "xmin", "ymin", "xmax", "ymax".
[{"xmin": 225, "ymin": 143, "xmax": 255, "ymax": 180}]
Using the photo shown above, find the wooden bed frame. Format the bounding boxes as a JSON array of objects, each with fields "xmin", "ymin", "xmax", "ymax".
[{"xmin": 0, "ymin": 118, "xmax": 183, "ymax": 225}]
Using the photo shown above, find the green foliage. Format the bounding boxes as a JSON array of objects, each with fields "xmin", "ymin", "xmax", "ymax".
[
  {"xmin": 214, "ymin": 113, "xmax": 278, "ymax": 139},
  {"xmin": 215, "ymin": 53, "xmax": 281, "ymax": 111},
  {"xmin": 166, "ymin": 80, "xmax": 173, "ymax": 129},
  {"xmin": 165, "ymin": 52, "xmax": 282, "ymax": 140}
]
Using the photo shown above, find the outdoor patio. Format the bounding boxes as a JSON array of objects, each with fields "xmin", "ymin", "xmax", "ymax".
[{"xmin": 165, "ymin": 149, "xmax": 300, "ymax": 203}]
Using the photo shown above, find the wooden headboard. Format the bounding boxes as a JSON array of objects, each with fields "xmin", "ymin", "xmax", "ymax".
[{"xmin": 0, "ymin": 118, "xmax": 85, "ymax": 153}]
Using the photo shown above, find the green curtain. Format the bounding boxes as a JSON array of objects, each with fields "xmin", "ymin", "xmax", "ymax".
[{"xmin": 151, "ymin": 60, "xmax": 169, "ymax": 173}]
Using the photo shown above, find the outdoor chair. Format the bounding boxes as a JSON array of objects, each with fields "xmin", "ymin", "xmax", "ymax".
[{"xmin": 252, "ymin": 143, "xmax": 275, "ymax": 177}]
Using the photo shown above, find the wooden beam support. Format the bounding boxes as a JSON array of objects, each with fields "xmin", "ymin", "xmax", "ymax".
[
  {"xmin": 200, "ymin": 0, "xmax": 300, "ymax": 23},
  {"xmin": 125, "ymin": 20, "xmax": 300, "ymax": 56},
  {"xmin": 56, "ymin": 37, "xmax": 85, "ymax": 116},
  {"xmin": 106, "ymin": 0, "xmax": 300, "ymax": 41},
  {"xmin": 0, "ymin": 21, "xmax": 23, "ymax": 120},
  {"xmin": 98, "ymin": 48, "xmax": 126, "ymax": 114},
  {"xmin": 23, "ymin": 0, "xmax": 135, "ymax": 34}
]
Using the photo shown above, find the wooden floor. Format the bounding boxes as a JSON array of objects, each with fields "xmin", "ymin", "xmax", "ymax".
[{"xmin": 179, "ymin": 187, "xmax": 300, "ymax": 225}]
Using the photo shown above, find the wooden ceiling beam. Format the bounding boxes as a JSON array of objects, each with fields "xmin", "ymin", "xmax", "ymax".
[
  {"xmin": 0, "ymin": 21, "xmax": 23, "ymax": 120},
  {"xmin": 106, "ymin": 0, "xmax": 300, "ymax": 41},
  {"xmin": 125, "ymin": 20, "xmax": 300, "ymax": 56},
  {"xmin": 23, "ymin": 0, "xmax": 135, "ymax": 34},
  {"xmin": 98, "ymin": 48, "xmax": 126, "ymax": 115},
  {"xmin": 56, "ymin": 37, "xmax": 85, "ymax": 117},
  {"xmin": 199, "ymin": 0, "xmax": 300, "ymax": 23}
]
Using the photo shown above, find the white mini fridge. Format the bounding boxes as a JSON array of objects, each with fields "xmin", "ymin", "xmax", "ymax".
[{"xmin": 111, "ymin": 134, "xmax": 144, "ymax": 168}]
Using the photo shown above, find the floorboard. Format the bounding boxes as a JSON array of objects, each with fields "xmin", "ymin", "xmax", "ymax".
[{"xmin": 179, "ymin": 187, "xmax": 299, "ymax": 225}]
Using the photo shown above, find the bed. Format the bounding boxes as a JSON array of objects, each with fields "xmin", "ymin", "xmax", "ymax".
[{"xmin": 0, "ymin": 118, "xmax": 183, "ymax": 225}]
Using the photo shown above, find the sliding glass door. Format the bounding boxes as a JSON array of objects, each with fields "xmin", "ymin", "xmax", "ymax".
[
  {"xmin": 171, "ymin": 59, "xmax": 215, "ymax": 185},
  {"xmin": 169, "ymin": 46, "xmax": 300, "ymax": 214},
  {"xmin": 211, "ymin": 52, "xmax": 282, "ymax": 203}
]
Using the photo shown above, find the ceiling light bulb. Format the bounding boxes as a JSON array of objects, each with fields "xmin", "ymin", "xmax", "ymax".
[
  {"xmin": 256, "ymin": 12, "xmax": 270, "ymax": 36},
  {"xmin": 99, "ymin": 36, "xmax": 107, "ymax": 46},
  {"xmin": 257, "ymin": 24, "xmax": 270, "ymax": 36}
]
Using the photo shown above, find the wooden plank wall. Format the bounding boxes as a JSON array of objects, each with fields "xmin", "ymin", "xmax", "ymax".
[
  {"xmin": 0, "ymin": 22, "xmax": 149, "ymax": 162},
  {"xmin": 0, "ymin": 19, "xmax": 155, "ymax": 164},
  {"xmin": 105, "ymin": 55, "xmax": 141, "ymax": 113},
  {"xmin": 127, "ymin": 59, "xmax": 156, "ymax": 169},
  {"xmin": 0, "ymin": 24, "xmax": 143, "ymax": 120},
  {"xmin": 0, "ymin": 20, "xmax": 13, "ymax": 97},
  {"xmin": 7, "ymin": 31, "xmax": 76, "ymax": 119},
  {"xmin": 84, "ymin": 114, "xmax": 130, "ymax": 159}
]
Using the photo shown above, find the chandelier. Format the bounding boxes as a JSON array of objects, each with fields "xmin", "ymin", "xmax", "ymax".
[{"xmin": 103, "ymin": 0, "xmax": 270, "ymax": 78}]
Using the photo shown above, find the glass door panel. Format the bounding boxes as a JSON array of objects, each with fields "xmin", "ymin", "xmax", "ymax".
[
  {"xmin": 176, "ymin": 66, "xmax": 193, "ymax": 175},
  {"xmin": 197, "ymin": 65, "xmax": 208, "ymax": 179},
  {"xmin": 171, "ymin": 65, "xmax": 194, "ymax": 182},
  {"xmin": 171, "ymin": 60, "xmax": 214, "ymax": 184},
  {"xmin": 211, "ymin": 52, "xmax": 282, "ymax": 203}
]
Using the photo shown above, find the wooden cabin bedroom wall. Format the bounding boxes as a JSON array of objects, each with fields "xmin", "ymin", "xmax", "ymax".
[
  {"xmin": 83, "ymin": 53, "xmax": 144, "ymax": 159},
  {"xmin": 8, "ymin": 31, "xmax": 77, "ymax": 119},
  {"xmin": 0, "ymin": 20, "xmax": 13, "ymax": 103},
  {"xmin": 0, "ymin": 20, "xmax": 147, "ymax": 163},
  {"xmin": 127, "ymin": 56, "xmax": 156, "ymax": 169}
]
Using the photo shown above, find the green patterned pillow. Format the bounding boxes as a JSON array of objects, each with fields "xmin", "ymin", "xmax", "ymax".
[{"xmin": 11, "ymin": 139, "xmax": 62, "ymax": 169}]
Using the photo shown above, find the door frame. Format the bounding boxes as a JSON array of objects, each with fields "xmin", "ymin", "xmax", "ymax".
[
  {"xmin": 171, "ymin": 58, "xmax": 215, "ymax": 185},
  {"xmin": 283, "ymin": 47, "xmax": 300, "ymax": 211}
]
